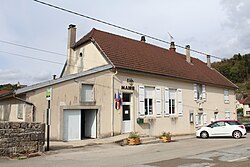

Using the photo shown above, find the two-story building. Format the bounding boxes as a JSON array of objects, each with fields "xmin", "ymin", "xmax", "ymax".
[{"xmin": 0, "ymin": 25, "xmax": 238, "ymax": 141}]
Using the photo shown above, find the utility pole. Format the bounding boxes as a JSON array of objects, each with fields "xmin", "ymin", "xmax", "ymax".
[{"xmin": 46, "ymin": 88, "xmax": 52, "ymax": 151}]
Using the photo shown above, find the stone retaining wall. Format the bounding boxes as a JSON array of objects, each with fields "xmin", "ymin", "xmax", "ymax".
[{"xmin": 0, "ymin": 122, "xmax": 45, "ymax": 156}]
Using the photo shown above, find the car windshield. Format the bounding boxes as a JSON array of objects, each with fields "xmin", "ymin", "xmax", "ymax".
[{"xmin": 227, "ymin": 121, "xmax": 241, "ymax": 125}]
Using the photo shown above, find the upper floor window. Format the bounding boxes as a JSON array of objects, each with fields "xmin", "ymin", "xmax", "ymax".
[
  {"xmin": 80, "ymin": 84, "xmax": 94, "ymax": 102},
  {"xmin": 194, "ymin": 84, "xmax": 206, "ymax": 101},
  {"xmin": 224, "ymin": 89, "xmax": 229, "ymax": 104}
]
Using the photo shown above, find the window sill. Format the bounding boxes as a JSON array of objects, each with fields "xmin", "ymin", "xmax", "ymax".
[
  {"xmin": 80, "ymin": 101, "xmax": 96, "ymax": 105},
  {"xmin": 169, "ymin": 114, "xmax": 178, "ymax": 119},
  {"xmin": 196, "ymin": 99, "xmax": 205, "ymax": 103}
]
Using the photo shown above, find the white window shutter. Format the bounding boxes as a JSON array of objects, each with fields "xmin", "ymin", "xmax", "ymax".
[
  {"xmin": 194, "ymin": 84, "xmax": 198, "ymax": 101},
  {"xmin": 138, "ymin": 86, "xmax": 145, "ymax": 117},
  {"xmin": 195, "ymin": 113, "xmax": 199, "ymax": 125},
  {"xmin": 202, "ymin": 85, "xmax": 206, "ymax": 101},
  {"xmin": 177, "ymin": 89, "xmax": 183, "ymax": 116},
  {"xmin": 155, "ymin": 87, "xmax": 162, "ymax": 117},
  {"xmin": 203, "ymin": 113, "xmax": 207, "ymax": 124},
  {"xmin": 225, "ymin": 111, "xmax": 230, "ymax": 119},
  {"xmin": 224, "ymin": 90, "xmax": 229, "ymax": 103},
  {"xmin": 164, "ymin": 88, "xmax": 169, "ymax": 116}
]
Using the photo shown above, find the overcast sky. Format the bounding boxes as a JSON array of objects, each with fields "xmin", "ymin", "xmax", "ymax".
[{"xmin": 0, "ymin": 0, "xmax": 250, "ymax": 85}]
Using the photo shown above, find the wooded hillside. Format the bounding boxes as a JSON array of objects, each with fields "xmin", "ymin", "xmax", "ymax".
[{"xmin": 212, "ymin": 53, "xmax": 250, "ymax": 93}]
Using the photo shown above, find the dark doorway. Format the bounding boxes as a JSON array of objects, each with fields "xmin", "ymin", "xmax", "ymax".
[
  {"xmin": 81, "ymin": 110, "xmax": 85, "ymax": 139},
  {"xmin": 81, "ymin": 109, "xmax": 97, "ymax": 139}
]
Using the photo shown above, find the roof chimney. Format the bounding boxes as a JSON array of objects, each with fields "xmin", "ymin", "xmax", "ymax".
[
  {"xmin": 185, "ymin": 45, "xmax": 191, "ymax": 63},
  {"xmin": 141, "ymin": 36, "xmax": 146, "ymax": 42},
  {"xmin": 68, "ymin": 24, "xmax": 76, "ymax": 49},
  {"xmin": 53, "ymin": 75, "xmax": 56, "ymax": 80},
  {"xmin": 207, "ymin": 55, "xmax": 211, "ymax": 68},
  {"xmin": 169, "ymin": 42, "xmax": 176, "ymax": 52}
]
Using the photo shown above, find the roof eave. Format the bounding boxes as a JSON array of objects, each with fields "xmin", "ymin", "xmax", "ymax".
[
  {"xmin": 15, "ymin": 64, "xmax": 113, "ymax": 95},
  {"xmin": 116, "ymin": 67, "xmax": 238, "ymax": 90}
]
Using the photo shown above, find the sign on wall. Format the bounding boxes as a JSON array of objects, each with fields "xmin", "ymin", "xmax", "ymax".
[
  {"xmin": 46, "ymin": 88, "xmax": 52, "ymax": 100},
  {"xmin": 121, "ymin": 85, "xmax": 134, "ymax": 90}
]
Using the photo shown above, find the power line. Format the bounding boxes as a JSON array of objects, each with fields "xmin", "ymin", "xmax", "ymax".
[
  {"xmin": 33, "ymin": 0, "xmax": 222, "ymax": 60},
  {"xmin": 0, "ymin": 50, "xmax": 95, "ymax": 70},
  {"xmin": 0, "ymin": 51, "xmax": 63, "ymax": 65},
  {"xmin": 0, "ymin": 40, "xmax": 109, "ymax": 64},
  {"xmin": 0, "ymin": 40, "xmax": 66, "ymax": 57}
]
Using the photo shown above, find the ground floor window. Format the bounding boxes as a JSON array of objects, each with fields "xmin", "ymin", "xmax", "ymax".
[
  {"xmin": 214, "ymin": 112, "xmax": 219, "ymax": 121},
  {"xmin": 17, "ymin": 104, "xmax": 24, "ymax": 120},
  {"xmin": 196, "ymin": 112, "xmax": 206, "ymax": 126},
  {"xmin": 169, "ymin": 89, "xmax": 176, "ymax": 115},
  {"xmin": 144, "ymin": 87, "xmax": 154, "ymax": 116},
  {"xmin": 145, "ymin": 98, "xmax": 153, "ymax": 115},
  {"xmin": 197, "ymin": 113, "xmax": 203, "ymax": 125},
  {"xmin": 225, "ymin": 111, "xmax": 230, "ymax": 120}
]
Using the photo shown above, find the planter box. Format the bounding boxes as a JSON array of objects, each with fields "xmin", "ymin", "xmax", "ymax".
[
  {"xmin": 160, "ymin": 136, "xmax": 171, "ymax": 143},
  {"xmin": 127, "ymin": 138, "xmax": 141, "ymax": 145}
]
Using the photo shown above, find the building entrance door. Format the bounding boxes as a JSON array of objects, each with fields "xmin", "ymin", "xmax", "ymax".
[{"xmin": 122, "ymin": 93, "xmax": 131, "ymax": 133}]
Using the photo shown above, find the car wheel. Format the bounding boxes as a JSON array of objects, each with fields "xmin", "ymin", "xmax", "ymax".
[
  {"xmin": 200, "ymin": 131, "xmax": 209, "ymax": 139},
  {"xmin": 233, "ymin": 130, "xmax": 242, "ymax": 139}
]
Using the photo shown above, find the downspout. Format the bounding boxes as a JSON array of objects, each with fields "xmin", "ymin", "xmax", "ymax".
[
  {"xmin": 111, "ymin": 69, "xmax": 118, "ymax": 136},
  {"xmin": 13, "ymin": 94, "xmax": 36, "ymax": 122}
]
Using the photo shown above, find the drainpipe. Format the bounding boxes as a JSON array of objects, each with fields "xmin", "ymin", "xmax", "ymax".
[
  {"xmin": 111, "ymin": 69, "xmax": 118, "ymax": 136},
  {"xmin": 13, "ymin": 94, "xmax": 36, "ymax": 122}
]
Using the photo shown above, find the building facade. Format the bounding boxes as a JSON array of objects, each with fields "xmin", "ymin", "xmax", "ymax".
[{"xmin": 0, "ymin": 25, "xmax": 238, "ymax": 141}]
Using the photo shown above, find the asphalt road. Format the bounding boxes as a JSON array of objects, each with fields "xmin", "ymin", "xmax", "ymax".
[{"xmin": 1, "ymin": 134, "xmax": 250, "ymax": 167}]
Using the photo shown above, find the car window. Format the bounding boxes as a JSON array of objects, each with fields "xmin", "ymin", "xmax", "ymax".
[
  {"xmin": 217, "ymin": 122, "xmax": 225, "ymax": 126},
  {"xmin": 208, "ymin": 122, "xmax": 217, "ymax": 128},
  {"xmin": 227, "ymin": 121, "xmax": 240, "ymax": 125},
  {"xmin": 208, "ymin": 122, "xmax": 225, "ymax": 128}
]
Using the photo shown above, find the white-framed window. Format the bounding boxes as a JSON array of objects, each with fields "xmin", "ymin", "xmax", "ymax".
[
  {"xmin": 80, "ymin": 84, "xmax": 94, "ymax": 102},
  {"xmin": 194, "ymin": 84, "xmax": 206, "ymax": 101},
  {"xmin": 144, "ymin": 87, "xmax": 154, "ymax": 116},
  {"xmin": 189, "ymin": 112, "xmax": 194, "ymax": 123},
  {"xmin": 164, "ymin": 88, "xmax": 183, "ymax": 116},
  {"xmin": 195, "ymin": 112, "xmax": 207, "ymax": 126},
  {"xmin": 225, "ymin": 111, "xmax": 230, "ymax": 119},
  {"xmin": 169, "ymin": 89, "xmax": 176, "ymax": 115},
  {"xmin": 195, "ymin": 113, "xmax": 203, "ymax": 126},
  {"xmin": 224, "ymin": 89, "xmax": 229, "ymax": 104},
  {"xmin": 0, "ymin": 105, "xmax": 3, "ymax": 121},
  {"xmin": 139, "ymin": 86, "xmax": 182, "ymax": 118},
  {"xmin": 17, "ymin": 104, "xmax": 24, "ymax": 120}
]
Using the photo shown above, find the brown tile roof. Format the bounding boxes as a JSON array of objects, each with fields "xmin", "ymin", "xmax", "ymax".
[
  {"xmin": 0, "ymin": 90, "xmax": 12, "ymax": 96},
  {"xmin": 242, "ymin": 95, "xmax": 250, "ymax": 104},
  {"xmin": 75, "ymin": 28, "xmax": 237, "ymax": 89}
]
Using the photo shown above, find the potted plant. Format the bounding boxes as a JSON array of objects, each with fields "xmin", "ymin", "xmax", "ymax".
[
  {"xmin": 160, "ymin": 132, "xmax": 172, "ymax": 142},
  {"xmin": 127, "ymin": 132, "xmax": 141, "ymax": 145}
]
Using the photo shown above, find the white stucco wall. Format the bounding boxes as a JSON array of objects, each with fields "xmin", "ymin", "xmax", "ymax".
[
  {"xmin": 25, "ymin": 70, "xmax": 113, "ymax": 140},
  {"xmin": 64, "ymin": 42, "xmax": 109, "ymax": 75},
  {"xmin": 113, "ymin": 70, "xmax": 237, "ymax": 136}
]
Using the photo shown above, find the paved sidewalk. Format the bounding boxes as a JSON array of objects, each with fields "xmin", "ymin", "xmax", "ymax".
[{"xmin": 48, "ymin": 134, "xmax": 195, "ymax": 151}]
